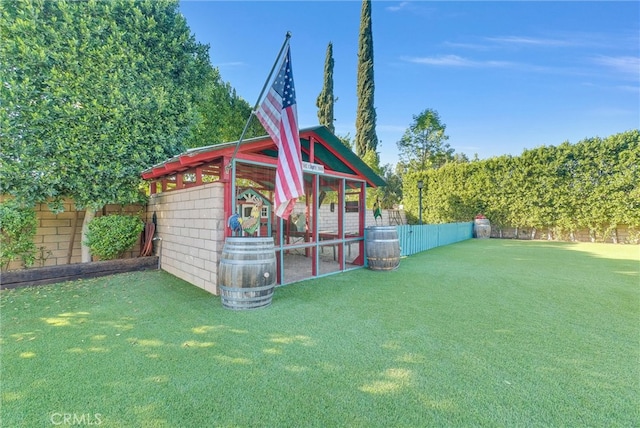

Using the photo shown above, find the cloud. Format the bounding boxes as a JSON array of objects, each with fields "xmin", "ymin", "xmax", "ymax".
[
  {"xmin": 385, "ymin": 1, "xmax": 435, "ymax": 16},
  {"xmin": 402, "ymin": 55, "xmax": 512, "ymax": 68},
  {"xmin": 445, "ymin": 33, "xmax": 627, "ymax": 52},
  {"xmin": 485, "ymin": 36, "xmax": 575, "ymax": 48},
  {"xmin": 591, "ymin": 56, "xmax": 640, "ymax": 78},
  {"xmin": 386, "ymin": 2, "xmax": 411, "ymax": 12},
  {"xmin": 402, "ymin": 54, "xmax": 590, "ymax": 75},
  {"xmin": 442, "ymin": 41, "xmax": 492, "ymax": 51},
  {"xmin": 615, "ymin": 85, "xmax": 640, "ymax": 94},
  {"xmin": 441, "ymin": 36, "xmax": 573, "ymax": 52}
]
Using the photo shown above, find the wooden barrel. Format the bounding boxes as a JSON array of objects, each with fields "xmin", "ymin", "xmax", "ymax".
[
  {"xmin": 218, "ymin": 237, "xmax": 276, "ymax": 310},
  {"xmin": 366, "ymin": 226, "xmax": 400, "ymax": 271},
  {"xmin": 473, "ymin": 219, "xmax": 491, "ymax": 239}
]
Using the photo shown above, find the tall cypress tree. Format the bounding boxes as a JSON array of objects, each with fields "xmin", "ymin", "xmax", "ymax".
[
  {"xmin": 316, "ymin": 42, "xmax": 335, "ymax": 133},
  {"xmin": 355, "ymin": 0, "xmax": 378, "ymax": 157}
]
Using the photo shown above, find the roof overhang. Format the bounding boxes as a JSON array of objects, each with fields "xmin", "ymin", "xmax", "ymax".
[{"xmin": 142, "ymin": 126, "xmax": 386, "ymax": 187}]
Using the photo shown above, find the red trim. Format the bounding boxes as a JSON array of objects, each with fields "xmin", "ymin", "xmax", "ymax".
[
  {"xmin": 235, "ymin": 152, "xmax": 278, "ymax": 166},
  {"xmin": 338, "ymin": 180, "xmax": 345, "ymax": 270},
  {"xmin": 309, "ymin": 135, "xmax": 315, "ymax": 163},
  {"xmin": 142, "ymin": 130, "xmax": 378, "ymax": 188},
  {"xmin": 143, "ymin": 138, "xmax": 277, "ymax": 180},
  {"xmin": 359, "ymin": 181, "xmax": 365, "ymax": 236},
  {"xmin": 311, "ymin": 176, "xmax": 318, "ymax": 276},
  {"xmin": 353, "ymin": 181, "xmax": 366, "ymax": 266},
  {"xmin": 222, "ymin": 156, "xmax": 232, "ymax": 239},
  {"xmin": 300, "ymin": 131, "xmax": 377, "ymax": 187}
]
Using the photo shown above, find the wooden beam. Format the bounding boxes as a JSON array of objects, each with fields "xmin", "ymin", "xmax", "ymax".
[
  {"xmin": 309, "ymin": 136, "xmax": 315, "ymax": 163},
  {"xmin": 0, "ymin": 257, "xmax": 159, "ymax": 289}
]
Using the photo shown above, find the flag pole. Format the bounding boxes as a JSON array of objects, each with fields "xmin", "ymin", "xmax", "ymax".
[{"xmin": 225, "ymin": 32, "xmax": 292, "ymax": 171}]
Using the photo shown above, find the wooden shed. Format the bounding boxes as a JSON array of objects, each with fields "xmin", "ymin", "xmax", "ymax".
[{"xmin": 142, "ymin": 125, "xmax": 385, "ymax": 294}]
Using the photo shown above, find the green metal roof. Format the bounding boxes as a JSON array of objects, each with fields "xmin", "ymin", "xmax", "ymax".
[{"xmin": 302, "ymin": 125, "xmax": 386, "ymax": 187}]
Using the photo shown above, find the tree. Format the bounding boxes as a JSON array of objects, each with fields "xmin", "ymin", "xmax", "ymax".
[
  {"xmin": 336, "ymin": 132, "xmax": 354, "ymax": 150},
  {"xmin": 187, "ymin": 67, "xmax": 262, "ymax": 149},
  {"xmin": 375, "ymin": 164, "xmax": 402, "ymax": 209},
  {"xmin": 479, "ymin": 155, "xmax": 515, "ymax": 235},
  {"xmin": 399, "ymin": 130, "xmax": 639, "ymax": 239},
  {"xmin": 575, "ymin": 131, "xmax": 640, "ymax": 241},
  {"xmin": 355, "ymin": 0, "xmax": 378, "ymax": 158},
  {"xmin": 397, "ymin": 109, "xmax": 453, "ymax": 170},
  {"xmin": 0, "ymin": 199, "xmax": 37, "ymax": 270},
  {"xmin": 316, "ymin": 42, "xmax": 335, "ymax": 133},
  {"xmin": 0, "ymin": 0, "xmax": 210, "ymax": 261}
]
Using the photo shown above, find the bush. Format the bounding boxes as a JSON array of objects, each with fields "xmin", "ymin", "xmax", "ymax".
[
  {"xmin": 84, "ymin": 215, "xmax": 144, "ymax": 260},
  {"xmin": 0, "ymin": 200, "xmax": 37, "ymax": 270}
]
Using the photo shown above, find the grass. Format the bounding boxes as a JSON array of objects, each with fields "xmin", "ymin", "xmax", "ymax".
[{"xmin": 1, "ymin": 239, "xmax": 638, "ymax": 427}]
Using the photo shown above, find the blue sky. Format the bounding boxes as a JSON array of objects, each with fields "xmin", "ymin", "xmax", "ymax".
[{"xmin": 179, "ymin": 1, "xmax": 639, "ymax": 166}]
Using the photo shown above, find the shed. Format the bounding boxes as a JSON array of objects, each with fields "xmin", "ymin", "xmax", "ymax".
[{"xmin": 142, "ymin": 125, "xmax": 385, "ymax": 294}]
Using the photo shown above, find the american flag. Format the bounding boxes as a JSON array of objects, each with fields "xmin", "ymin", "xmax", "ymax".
[{"xmin": 255, "ymin": 46, "xmax": 303, "ymax": 220}]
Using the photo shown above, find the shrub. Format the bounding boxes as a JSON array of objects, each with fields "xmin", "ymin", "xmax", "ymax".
[
  {"xmin": 84, "ymin": 215, "xmax": 144, "ymax": 260},
  {"xmin": 0, "ymin": 200, "xmax": 37, "ymax": 270}
]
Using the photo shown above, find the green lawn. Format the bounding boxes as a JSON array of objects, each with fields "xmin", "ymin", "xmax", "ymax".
[{"xmin": 1, "ymin": 240, "xmax": 638, "ymax": 427}]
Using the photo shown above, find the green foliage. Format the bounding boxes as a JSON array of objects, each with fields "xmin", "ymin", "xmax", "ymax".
[
  {"xmin": 402, "ymin": 130, "xmax": 640, "ymax": 239},
  {"xmin": 0, "ymin": 0, "xmax": 210, "ymax": 210},
  {"xmin": 361, "ymin": 149, "xmax": 381, "ymax": 175},
  {"xmin": 336, "ymin": 132, "xmax": 353, "ymax": 150},
  {"xmin": 397, "ymin": 108, "xmax": 454, "ymax": 170},
  {"xmin": 186, "ymin": 67, "xmax": 262, "ymax": 148},
  {"xmin": 84, "ymin": 214, "xmax": 143, "ymax": 260},
  {"xmin": 316, "ymin": 42, "xmax": 335, "ymax": 133},
  {"xmin": 362, "ymin": 149, "xmax": 386, "ymax": 209},
  {"xmin": 0, "ymin": 200, "xmax": 37, "ymax": 270},
  {"xmin": 374, "ymin": 163, "xmax": 402, "ymax": 208},
  {"xmin": 355, "ymin": 0, "xmax": 378, "ymax": 157}
]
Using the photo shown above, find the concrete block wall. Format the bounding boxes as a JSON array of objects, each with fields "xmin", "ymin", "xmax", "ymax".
[
  {"xmin": 491, "ymin": 225, "xmax": 639, "ymax": 244},
  {"xmin": 3, "ymin": 199, "xmax": 143, "ymax": 271},
  {"xmin": 147, "ymin": 182, "xmax": 225, "ymax": 295},
  {"xmin": 33, "ymin": 202, "xmax": 85, "ymax": 269},
  {"xmin": 295, "ymin": 202, "xmax": 406, "ymax": 233}
]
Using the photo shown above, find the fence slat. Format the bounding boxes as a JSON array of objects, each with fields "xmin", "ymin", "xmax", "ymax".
[{"xmin": 397, "ymin": 222, "xmax": 473, "ymax": 257}]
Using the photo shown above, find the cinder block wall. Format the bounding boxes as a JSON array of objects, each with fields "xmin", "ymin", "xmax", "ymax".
[
  {"xmin": 490, "ymin": 225, "xmax": 638, "ymax": 243},
  {"xmin": 296, "ymin": 201, "xmax": 406, "ymax": 232},
  {"xmin": 3, "ymin": 199, "xmax": 143, "ymax": 271},
  {"xmin": 147, "ymin": 182, "xmax": 225, "ymax": 295}
]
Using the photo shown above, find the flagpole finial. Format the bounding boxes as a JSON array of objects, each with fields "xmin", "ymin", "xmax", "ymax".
[{"xmin": 286, "ymin": 31, "xmax": 292, "ymax": 39}]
